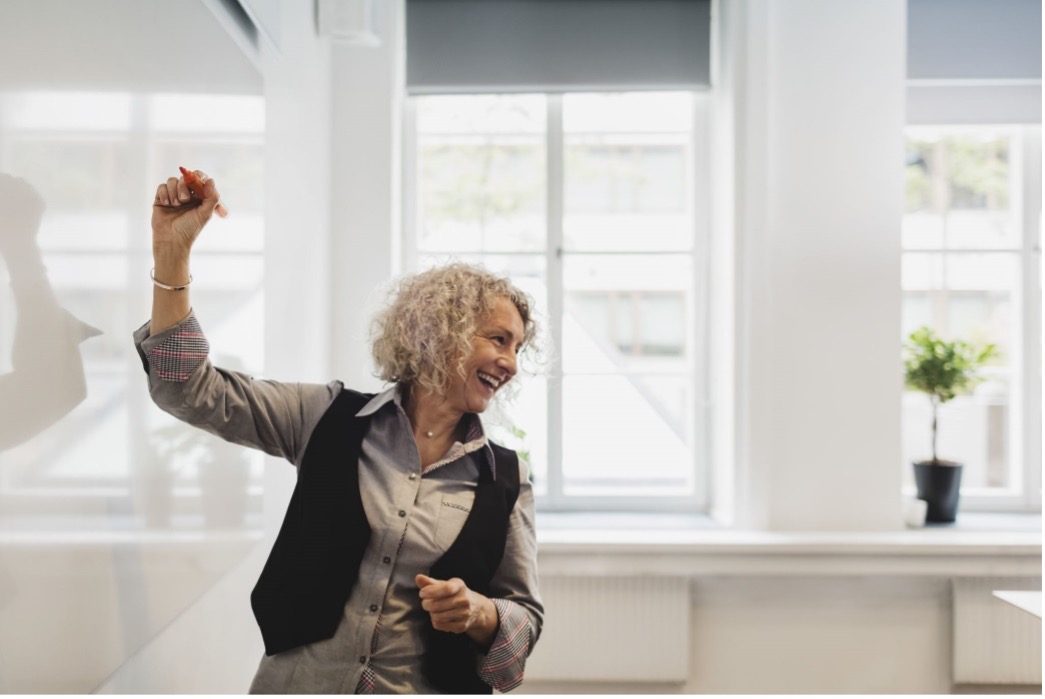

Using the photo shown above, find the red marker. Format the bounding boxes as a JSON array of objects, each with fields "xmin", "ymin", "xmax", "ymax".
[{"xmin": 179, "ymin": 166, "xmax": 228, "ymax": 218}]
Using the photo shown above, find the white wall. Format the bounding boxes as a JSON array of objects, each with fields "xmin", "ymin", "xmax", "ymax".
[{"xmin": 329, "ymin": 0, "xmax": 405, "ymax": 392}]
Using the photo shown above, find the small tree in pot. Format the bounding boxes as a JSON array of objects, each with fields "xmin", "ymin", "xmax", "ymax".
[{"xmin": 903, "ymin": 326, "xmax": 998, "ymax": 523}]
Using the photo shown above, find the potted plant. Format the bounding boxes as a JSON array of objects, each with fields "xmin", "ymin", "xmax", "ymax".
[{"xmin": 903, "ymin": 326, "xmax": 998, "ymax": 523}]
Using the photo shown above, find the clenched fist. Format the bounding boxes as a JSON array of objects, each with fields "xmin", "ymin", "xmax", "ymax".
[
  {"xmin": 151, "ymin": 167, "xmax": 227, "ymax": 253},
  {"xmin": 416, "ymin": 574, "xmax": 498, "ymax": 647}
]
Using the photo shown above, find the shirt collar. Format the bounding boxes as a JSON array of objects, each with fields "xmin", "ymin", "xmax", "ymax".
[
  {"xmin": 355, "ymin": 384, "xmax": 496, "ymax": 477},
  {"xmin": 354, "ymin": 384, "xmax": 401, "ymax": 417}
]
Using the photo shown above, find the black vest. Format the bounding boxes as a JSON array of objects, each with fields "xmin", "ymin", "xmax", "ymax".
[{"xmin": 250, "ymin": 388, "xmax": 521, "ymax": 694}]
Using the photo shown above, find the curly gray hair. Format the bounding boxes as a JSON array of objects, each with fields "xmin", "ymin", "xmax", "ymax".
[{"xmin": 369, "ymin": 262, "xmax": 539, "ymax": 397}]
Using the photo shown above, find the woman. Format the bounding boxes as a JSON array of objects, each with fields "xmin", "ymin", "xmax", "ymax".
[{"xmin": 133, "ymin": 168, "xmax": 542, "ymax": 694}]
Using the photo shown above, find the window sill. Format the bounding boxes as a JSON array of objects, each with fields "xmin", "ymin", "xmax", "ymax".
[{"xmin": 535, "ymin": 511, "xmax": 1041, "ymax": 578}]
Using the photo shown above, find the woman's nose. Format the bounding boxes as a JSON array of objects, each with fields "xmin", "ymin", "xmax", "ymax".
[{"xmin": 497, "ymin": 352, "xmax": 517, "ymax": 377}]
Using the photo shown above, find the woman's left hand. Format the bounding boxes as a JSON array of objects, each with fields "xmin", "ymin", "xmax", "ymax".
[{"xmin": 416, "ymin": 574, "xmax": 497, "ymax": 644}]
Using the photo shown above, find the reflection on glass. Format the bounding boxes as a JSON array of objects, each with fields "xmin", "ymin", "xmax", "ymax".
[
  {"xmin": 563, "ymin": 374, "xmax": 693, "ymax": 496},
  {"xmin": 4, "ymin": 91, "xmax": 132, "ymax": 131},
  {"xmin": 150, "ymin": 94, "xmax": 265, "ymax": 133},
  {"xmin": 9, "ymin": 140, "xmax": 132, "ymax": 213},
  {"xmin": 0, "ymin": 87, "xmax": 264, "ymax": 693},
  {"xmin": 0, "ymin": 174, "xmax": 101, "ymax": 452}
]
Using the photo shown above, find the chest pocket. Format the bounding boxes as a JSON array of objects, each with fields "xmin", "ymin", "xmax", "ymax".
[{"xmin": 433, "ymin": 497, "xmax": 472, "ymax": 552}]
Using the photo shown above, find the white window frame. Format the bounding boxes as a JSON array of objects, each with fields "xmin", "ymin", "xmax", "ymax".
[{"xmin": 402, "ymin": 92, "xmax": 712, "ymax": 513}]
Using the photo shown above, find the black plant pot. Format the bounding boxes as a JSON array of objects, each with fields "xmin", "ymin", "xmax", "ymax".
[{"xmin": 913, "ymin": 460, "xmax": 963, "ymax": 523}]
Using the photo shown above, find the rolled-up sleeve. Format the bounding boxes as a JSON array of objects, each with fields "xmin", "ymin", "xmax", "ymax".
[
  {"xmin": 476, "ymin": 460, "xmax": 542, "ymax": 692},
  {"xmin": 132, "ymin": 310, "xmax": 340, "ymax": 466}
]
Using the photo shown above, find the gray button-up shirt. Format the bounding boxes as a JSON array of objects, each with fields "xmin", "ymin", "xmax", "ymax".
[{"xmin": 133, "ymin": 310, "xmax": 542, "ymax": 694}]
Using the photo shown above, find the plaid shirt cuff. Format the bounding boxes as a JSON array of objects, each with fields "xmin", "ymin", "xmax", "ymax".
[
  {"xmin": 476, "ymin": 598, "xmax": 534, "ymax": 693},
  {"xmin": 146, "ymin": 314, "xmax": 209, "ymax": 382}
]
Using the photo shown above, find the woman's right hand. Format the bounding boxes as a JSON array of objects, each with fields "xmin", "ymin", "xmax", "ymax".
[{"xmin": 151, "ymin": 168, "xmax": 227, "ymax": 252}]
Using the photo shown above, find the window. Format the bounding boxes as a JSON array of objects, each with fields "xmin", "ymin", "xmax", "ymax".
[
  {"xmin": 902, "ymin": 125, "xmax": 1041, "ymax": 510},
  {"xmin": 405, "ymin": 92, "xmax": 709, "ymax": 511},
  {"xmin": 0, "ymin": 91, "xmax": 265, "ymax": 529}
]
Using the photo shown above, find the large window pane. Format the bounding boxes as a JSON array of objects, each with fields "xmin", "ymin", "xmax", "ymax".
[
  {"xmin": 562, "ymin": 374, "xmax": 693, "ymax": 496},
  {"xmin": 901, "ymin": 253, "xmax": 1019, "ymax": 359},
  {"xmin": 417, "ymin": 95, "xmax": 546, "ymax": 253},
  {"xmin": 409, "ymin": 91, "xmax": 705, "ymax": 511},
  {"xmin": 563, "ymin": 93, "xmax": 694, "ymax": 252},
  {"xmin": 901, "ymin": 253, "xmax": 1019, "ymax": 492},
  {"xmin": 902, "ymin": 382, "xmax": 1012, "ymax": 491},
  {"xmin": 563, "ymin": 254, "xmax": 692, "ymax": 374},
  {"xmin": 904, "ymin": 129, "xmax": 1017, "ymax": 250}
]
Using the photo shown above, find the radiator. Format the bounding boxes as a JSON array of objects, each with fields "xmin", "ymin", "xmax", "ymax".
[
  {"xmin": 524, "ymin": 576, "xmax": 690, "ymax": 682},
  {"xmin": 952, "ymin": 577, "xmax": 1042, "ymax": 685}
]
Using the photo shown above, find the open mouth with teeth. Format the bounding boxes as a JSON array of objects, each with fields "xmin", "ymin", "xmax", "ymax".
[{"xmin": 476, "ymin": 370, "xmax": 504, "ymax": 395}]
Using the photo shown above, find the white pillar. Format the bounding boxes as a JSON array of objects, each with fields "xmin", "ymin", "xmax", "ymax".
[
  {"xmin": 329, "ymin": 0, "xmax": 405, "ymax": 390},
  {"xmin": 726, "ymin": 0, "xmax": 906, "ymax": 530},
  {"xmin": 262, "ymin": 2, "xmax": 333, "ymax": 384}
]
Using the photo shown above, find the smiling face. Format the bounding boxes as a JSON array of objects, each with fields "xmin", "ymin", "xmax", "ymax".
[{"xmin": 445, "ymin": 296, "xmax": 526, "ymax": 414}]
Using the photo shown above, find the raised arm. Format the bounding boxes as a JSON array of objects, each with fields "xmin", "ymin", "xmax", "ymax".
[
  {"xmin": 139, "ymin": 168, "xmax": 335, "ymax": 466},
  {"xmin": 150, "ymin": 166, "xmax": 226, "ymax": 333}
]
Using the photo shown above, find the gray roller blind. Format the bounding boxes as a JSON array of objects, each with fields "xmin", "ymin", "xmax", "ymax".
[
  {"xmin": 908, "ymin": 0, "xmax": 1041, "ymax": 80},
  {"xmin": 406, "ymin": 0, "xmax": 711, "ymax": 94}
]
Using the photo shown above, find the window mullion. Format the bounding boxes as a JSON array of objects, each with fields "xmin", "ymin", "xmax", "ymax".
[
  {"xmin": 692, "ymin": 92, "xmax": 711, "ymax": 509},
  {"xmin": 1020, "ymin": 126, "xmax": 1042, "ymax": 509},
  {"xmin": 401, "ymin": 99, "xmax": 419, "ymax": 274},
  {"xmin": 545, "ymin": 94, "xmax": 565, "ymax": 507}
]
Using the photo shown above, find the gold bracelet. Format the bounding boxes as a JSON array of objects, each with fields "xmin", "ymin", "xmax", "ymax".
[{"xmin": 150, "ymin": 268, "xmax": 192, "ymax": 291}]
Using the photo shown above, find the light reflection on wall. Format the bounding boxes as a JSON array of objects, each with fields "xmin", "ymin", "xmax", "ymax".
[{"xmin": 0, "ymin": 90, "xmax": 264, "ymax": 692}]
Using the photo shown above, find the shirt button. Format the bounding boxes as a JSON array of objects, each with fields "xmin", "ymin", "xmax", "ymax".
[
  {"xmin": 359, "ymin": 655, "xmax": 367, "ymax": 664},
  {"xmin": 370, "ymin": 604, "xmax": 378, "ymax": 613},
  {"xmin": 408, "ymin": 473, "xmax": 418, "ymax": 481},
  {"xmin": 398, "ymin": 509, "xmax": 407, "ymax": 518},
  {"xmin": 382, "ymin": 556, "xmax": 391, "ymax": 564}
]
